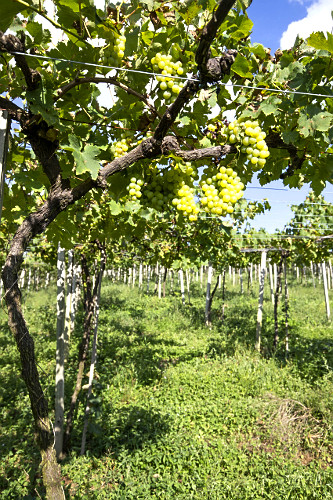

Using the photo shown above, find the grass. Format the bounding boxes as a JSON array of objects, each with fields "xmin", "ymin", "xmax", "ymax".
[{"xmin": 0, "ymin": 270, "xmax": 332, "ymax": 498}]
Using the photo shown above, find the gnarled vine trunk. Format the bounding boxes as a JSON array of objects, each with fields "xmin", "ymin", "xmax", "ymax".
[{"xmin": 2, "ymin": 250, "xmax": 64, "ymax": 499}]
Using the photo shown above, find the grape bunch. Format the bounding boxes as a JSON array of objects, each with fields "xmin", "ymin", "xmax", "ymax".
[
  {"xmin": 126, "ymin": 177, "xmax": 144, "ymax": 199},
  {"xmin": 150, "ymin": 53, "xmax": 185, "ymax": 104},
  {"xmin": 102, "ymin": 19, "xmax": 126, "ymax": 67},
  {"xmin": 208, "ymin": 117, "xmax": 270, "ymax": 170},
  {"xmin": 112, "ymin": 138, "xmax": 129, "ymax": 158},
  {"xmin": 126, "ymin": 161, "xmax": 200, "ymax": 221},
  {"xmin": 199, "ymin": 165, "xmax": 244, "ymax": 216}
]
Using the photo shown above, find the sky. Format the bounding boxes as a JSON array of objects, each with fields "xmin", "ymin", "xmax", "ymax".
[{"xmin": 243, "ymin": 0, "xmax": 333, "ymax": 232}]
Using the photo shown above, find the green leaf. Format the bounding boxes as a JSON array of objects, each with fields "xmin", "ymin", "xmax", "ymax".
[
  {"xmin": 26, "ymin": 21, "xmax": 51, "ymax": 45},
  {"xmin": 199, "ymin": 137, "xmax": 212, "ymax": 148},
  {"xmin": 312, "ymin": 112, "xmax": 333, "ymax": 132},
  {"xmin": 230, "ymin": 17, "xmax": 253, "ymax": 41},
  {"xmin": 282, "ymin": 130, "xmax": 299, "ymax": 144},
  {"xmin": 26, "ymin": 86, "xmax": 59, "ymax": 126},
  {"xmin": 231, "ymin": 54, "xmax": 252, "ymax": 78},
  {"xmin": 178, "ymin": 3, "xmax": 201, "ymax": 23},
  {"xmin": 0, "ymin": 0, "xmax": 33, "ymax": 32},
  {"xmin": 259, "ymin": 96, "xmax": 281, "ymax": 116},
  {"xmin": 178, "ymin": 116, "xmax": 191, "ymax": 126},
  {"xmin": 139, "ymin": 208, "xmax": 155, "ymax": 221},
  {"xmin": 141, "ymin": 31, "xmax": 154, "ymax": 46},
  {"xmin": 251, "ymin": 43, "xmax": 267, "ymax": 60},
  {"xmin": 124, "ymin": 26, "xmax": 140, "ymax": 56},
  {"xmin": 108, "ymin": 200, "xmax": 123, "ymax": 215},
  {"xmin": 124, "ymin": 201, "xmax": 141, "ymax": 213},
  {"xmin": 298, "ymin": 111, "xmax": 333, "ymax": 137},
  {"xmin": 307, "ymin": 31, "xmax": 333, "ymax": 53},
  {"xmin": 73, "ymin": 143, "xmax": 101, "ymax": 179}
]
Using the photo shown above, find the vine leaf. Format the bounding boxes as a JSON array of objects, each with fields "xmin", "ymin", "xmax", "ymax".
[
  {"xmin": 231, "ymin": 53, "xmax": 252, "ymax": 78},
  {"xmin": 108, "ymin": 200, "xmax": 123, "ymax": 215},
  {"xmin": 307, "ymin": 31, "xmax": 333, "ymax": 53},
  {"xmin": 73, "ymin": 144, "xmax": 101, "ymax": 179},
  {"xmin": 0, "ymin": 0, "xmax": 33, "ymax": 32},
  {"xmin": 65, "ymin": 134, "xmax": 101, "ymax": 179}
]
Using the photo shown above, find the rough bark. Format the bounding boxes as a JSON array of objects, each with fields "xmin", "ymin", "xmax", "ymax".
[{"xmin": 2, "ymin": 254, "xmax": 64, "ymax": 498}]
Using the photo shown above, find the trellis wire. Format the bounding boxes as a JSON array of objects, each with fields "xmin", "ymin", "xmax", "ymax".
[{"xmin": 8, "ymin": 51, "xmax": 333, "ymax": 100}]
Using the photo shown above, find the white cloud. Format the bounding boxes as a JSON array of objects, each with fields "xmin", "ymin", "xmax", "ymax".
[{"xmin": 280, "ymin": 0, "xmax": 333, "ymax": 49}]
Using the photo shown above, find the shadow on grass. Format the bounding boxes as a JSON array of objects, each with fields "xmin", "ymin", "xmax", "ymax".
[
  {"xmin": 70, "ymin": 405, "xmax": 171, "ymax": 459},
  {"xmin": 274, "ymin": 335, "xmax": 333, "ymax": 382},
  {"xmin": 98, "ymin": 328, "xmax": 204, "ymax": 386}
]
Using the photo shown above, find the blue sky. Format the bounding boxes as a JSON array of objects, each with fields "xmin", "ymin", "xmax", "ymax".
[{"xmin": 242, "ymin": 0, "xmax": 333, "ymax": 233}]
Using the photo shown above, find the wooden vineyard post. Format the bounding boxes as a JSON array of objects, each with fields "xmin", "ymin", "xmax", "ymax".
[
  {"xmin": 186, "ymin": 269, "xmax": 191, "ymax": 304},
  {"xmin": 310, "ymin": 261, "xmax": 316, "ymax": 288},
  {"xmin": 322, "ymin": 262, "xmax": 331, "ymax": 321},
  {"xmin": 239, "ymin": 268, "xmax": 243, "ymax": 294},
  {"xmin": 268, "ymin": 263, "xmax": 274, "ymax": 305},
  {"xmin": 328, "ymin": 261, "xmax": 333, "ymax": 289},
  {"xmin": 132, "ymin": 265, "xmax": 136, "ymax": 287},
  {"xmin": 139, "ymin": 263, "xmax": 143, "ymax": 290},
  {"xmin": 327, "ymin": 263, "xmax": 331, "ymax": 290},
  {"xmin": 55, "ymin": 245, "xmax": 66, "ymax": 460},
  {"xmin": 0, "ymin": 110, "xmax": 10, "ymax": 226},
  {"xmin": 273, "ymin": 258, "xmax": 283, "ymax": 351},
  {"xmin": 146, "ymin": 265, "xmax": 151, "ymax": 294},
  {"xmin": 255, "ymin": 251, "xmax": 267, "ymax": 352},
  {"xmin": 70, "ymin": 262, "xmax": 80, "ymax": 334},
  {"xmin": 179, "ymin": 269, "xmax": 186, "ymax": 305},
  {"xmin": 205, "ymin": 262, "xmax": 213, "ymax": 326},
  {"xmin": 221, "ymin": 268, "xmax": 226, "ymax": 323},
  {"xmin": 64, "ymin": 250, "xmax": 74, "ymax": 362},
  {"xmin": 158, "ymin": 265, "xmax": 163, "ymax": 299},
  {"xmin": 81, "ymin": 249, "xmax": 106, "ymax": 456},
  {"xmin": 284, "ymin": 257, "xmax": 289, "ymax": 358}
]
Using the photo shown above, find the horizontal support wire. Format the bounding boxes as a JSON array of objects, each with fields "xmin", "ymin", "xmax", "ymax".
[{"xmin": 8, "ymin": 51, "xmax": 333, "ymax": 100}]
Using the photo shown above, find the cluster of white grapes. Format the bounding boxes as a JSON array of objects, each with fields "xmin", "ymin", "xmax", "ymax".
[
  {"xmin": 123, "ymin": 117, "xmax": 270, "ymax": 221},
  {"xmin": 102, "ymin": 19, "xmax": 126, "ymax": 67},
  {"xmin": 126, "ymin": 162, "xmax": 199, "ymax": 221},
  {"xmin": 199, "ymin": 166, "xmax": 244, "ymax": 215},
  {"xmin": 126, "ymin": 177, "xmax": 144, "ymax": 199},
  {"xmin": 208, "ymin": 117, "xmax": 270, "ymax": 170},
  {"xmin": 151, "ymin": 53, "xmax": 185, "ymax": 103},
  {"xmin": 112, "ymin": 138, "xmax": 129, "ymax": 158}
]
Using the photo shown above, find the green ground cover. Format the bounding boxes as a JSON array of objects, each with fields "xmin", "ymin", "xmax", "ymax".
[{"xmin": 0, "ymin": 273, "xmax": 332, "ymax": 499}]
